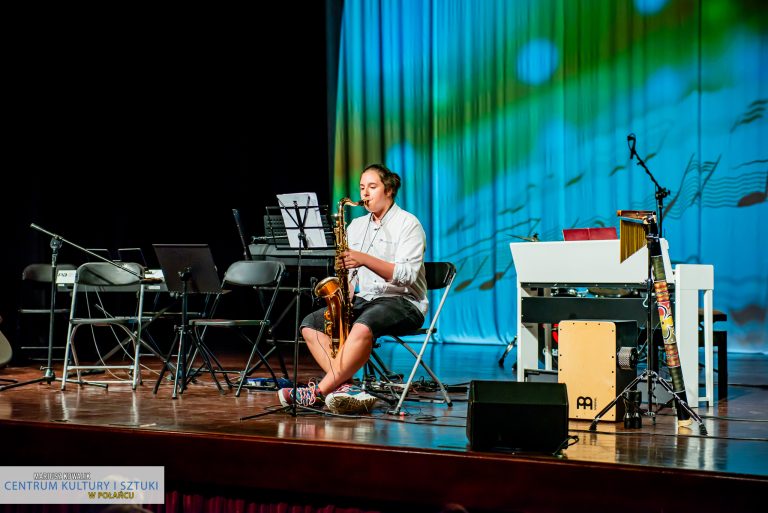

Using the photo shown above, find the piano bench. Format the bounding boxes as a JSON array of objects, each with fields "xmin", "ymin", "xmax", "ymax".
[{"xmin": 699, "ymin": 308, "xmax": 728, "ymax": 401}]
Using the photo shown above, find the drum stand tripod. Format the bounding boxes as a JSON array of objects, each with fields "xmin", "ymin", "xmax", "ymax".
[{"xmin": 589, "ymin": 230, "xmax": 706, "ymax": 435}]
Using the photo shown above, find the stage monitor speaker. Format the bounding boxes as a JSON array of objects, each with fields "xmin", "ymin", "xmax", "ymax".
[
  {"xmin": 558, "ymin": 320, "xmax": 637, "ymax": 421},
  {"xmin": 467, "ymin": 380, "xmax": 568, "ymax": 453}
]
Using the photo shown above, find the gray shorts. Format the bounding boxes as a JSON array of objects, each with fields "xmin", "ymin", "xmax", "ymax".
[{"xmin": 301, "ymin": 296, "xmax": 425, "ymax": 339}]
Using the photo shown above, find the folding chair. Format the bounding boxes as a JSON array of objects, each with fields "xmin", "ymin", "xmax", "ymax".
[
  {"xmin": 365, "ymin": 261, "xmax": 457, "ymax": 414},
  {"xmin": 17, "ymin": 263, "xmax": 77, "ymax": 362},
  {"xmin": 61, "ymin": 262, "xmax": 147, "ymax": 390},
  {"xmin": 189, "ymin": 260, "xmax": 287, "ymax": 397}
]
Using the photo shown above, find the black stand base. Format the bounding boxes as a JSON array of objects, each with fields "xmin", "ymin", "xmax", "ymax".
[
  {"xmin": 152, "ymin": 325, "xmax": 225, "ymax": 399},
  {"xmin": 589, "ymin": 371, "xmax": 707, "ymax": 435},
  {"xmin": 239, "ymin": 402, "xmax": 317, "ymax": 421},
  {"xmin": 0, "ymin": 368, "xmax": 106, "ymax": 391},
  {"xmin": 151, "ymin": 267, "xmax": 224, "ymax": 399}
]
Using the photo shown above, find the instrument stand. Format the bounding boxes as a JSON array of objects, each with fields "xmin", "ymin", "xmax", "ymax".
[
  {"xmin": 589, "ymin": 232, "xmax": 707, "ymax": 435},
  {"xmin": 152, "ymin": 269, "xmax": 215, "ymax": 398},
  {"xmin": 232, "ymin": 208, "xmax": 254, "ymax": 261},
  {"xmin": 498, "ymin": 336, "xmax": 517, "ymax": 369},
  {"xmin": 152, "ymin": 245, "xmax": 224, "ymax": 399},
  {"xmin": 241, "ymin": 196, "xmax": 329, "ymax": 420},
  {"xmin": 0, "ymin": 224, "xmax": 141, "ymax": 391}
]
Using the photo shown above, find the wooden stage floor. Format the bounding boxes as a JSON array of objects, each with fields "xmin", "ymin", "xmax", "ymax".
[{"xmin": 0, "ymin": 341, "xmax": 766, "ymax": 512}]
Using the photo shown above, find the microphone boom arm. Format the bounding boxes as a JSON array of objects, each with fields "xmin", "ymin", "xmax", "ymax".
[
  {"xmin": 626, "ymin": 134, "xmax": 670, "ymax": 236},
  {"xmin": 29, "ymin": 224, "xmax": 143, "ymax": 278}
]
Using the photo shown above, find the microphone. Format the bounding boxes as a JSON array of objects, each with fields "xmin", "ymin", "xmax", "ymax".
[{"xmin": 627, "ymin": 133, "xmax": 636, "ymax": 160}]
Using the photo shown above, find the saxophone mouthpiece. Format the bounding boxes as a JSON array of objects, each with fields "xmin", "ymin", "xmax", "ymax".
[{"xmin": 339, "ymin": 197, "xmax": 367, "ymax": 208}]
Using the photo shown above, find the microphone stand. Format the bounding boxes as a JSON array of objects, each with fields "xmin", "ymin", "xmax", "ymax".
[
  {"xmin": 627, "ymin": 135, "xmax": 670, "ymax": 412},
  {"xmin": 1, "ymin": 224, "xmax": 142, "ymax": 391},
  {"xmin": 232, "ymin": 209, "xmax": 253, "ymax": 261},
  {"xmin": 628, "ymin": 134, "xmax": 671, "ymax": 236}
]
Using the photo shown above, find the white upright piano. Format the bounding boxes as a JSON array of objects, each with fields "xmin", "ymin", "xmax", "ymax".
[{"xmin": 510, "ymin": 239, "xmax": 715, "ymax": 406}]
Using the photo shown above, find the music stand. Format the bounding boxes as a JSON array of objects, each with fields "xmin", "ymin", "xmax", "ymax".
[
  {"xmin": 151, "ymin": 243, "xmax": 223, "ymax": 399},
  {"xmin": 241, "ymin": 193, "xmax": 331, "ymax": 420},
  {"xmin": 244, "ymin": 209, "xmax": 333, "ymax": 382}
]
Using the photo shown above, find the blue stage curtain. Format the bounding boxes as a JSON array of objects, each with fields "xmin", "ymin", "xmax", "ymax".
[{"xmin": 330, "ymin": 0, "xmax": 768, "ymax": 352}]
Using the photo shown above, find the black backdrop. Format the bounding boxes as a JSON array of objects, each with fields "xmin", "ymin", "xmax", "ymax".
[{"xmin": 1, "ymin": 5, "xmax": 337, "ymax": 352}]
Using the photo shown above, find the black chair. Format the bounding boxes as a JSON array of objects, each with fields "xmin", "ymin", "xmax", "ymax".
[
  {"xmin": 61, "ymin": 262, "xmax": 147, "ymax": 390},
  {"xmin": 17, "ymin": 263, "xmax": 77, "ymax": 362},
  {"xmin": 190, "ymin": 260, "xmax": 287, "ymax": 397},
  {"xmin": 700, "ymin": 308, "xmax": 728, "ymax": 401},
  {"xmin": 364, "ymin": 261, "xmax": 457, "ymax": 414}
]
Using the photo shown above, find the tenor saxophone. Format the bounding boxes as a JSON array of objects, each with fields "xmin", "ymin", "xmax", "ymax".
[{"xmin": 313, "ymin": 197, "xmax": 365, "ymax": 358}]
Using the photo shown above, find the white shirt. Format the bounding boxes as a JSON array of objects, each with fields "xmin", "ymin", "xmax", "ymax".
[{"xmin": 347, "ymin": 203, "xmax": 428, "ymax": 315}]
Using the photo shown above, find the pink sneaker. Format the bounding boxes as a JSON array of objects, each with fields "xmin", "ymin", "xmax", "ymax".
[{"xmin": 277, "ymin": 383, "xmax": 323, "ymax": 407}]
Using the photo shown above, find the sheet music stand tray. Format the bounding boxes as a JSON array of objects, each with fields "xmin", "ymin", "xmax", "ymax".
[
  {"xmin": 264, "ymin": 205, "xmax": 333, "ymax": 250},
  {"xmin": 151, "ymin": 243, "xmax": 224, "ymax": 399}
]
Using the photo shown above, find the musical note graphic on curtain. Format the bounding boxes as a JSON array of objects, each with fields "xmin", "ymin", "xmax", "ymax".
[
  {"xmin": 453, "ymin": 255, "xmax": 489, "ymax": 293},
  {"xmin": 730, "ymin": 99, "xmax": 766, "ymax": 133}
]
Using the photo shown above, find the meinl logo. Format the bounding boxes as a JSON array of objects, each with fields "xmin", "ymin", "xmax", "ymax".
[{"xmin": 576, "ymin": 396, "xmax": 596, "ymax": 410}]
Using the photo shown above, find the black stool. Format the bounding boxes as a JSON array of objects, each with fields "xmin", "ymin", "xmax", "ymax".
[{"xmin": 700, "ymin": 308, "xmax": 728, "ymax": 401}]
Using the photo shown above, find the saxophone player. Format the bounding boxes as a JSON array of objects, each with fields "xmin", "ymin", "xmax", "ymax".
[{"xmin": 278, "ymin": 163, "xmax": 428, "ymax": 414}]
